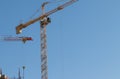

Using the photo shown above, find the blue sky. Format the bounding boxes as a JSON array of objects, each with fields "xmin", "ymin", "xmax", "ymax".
[{"xmin": 0, "ymin": 0, "xmax": 120, "ymax": 79}]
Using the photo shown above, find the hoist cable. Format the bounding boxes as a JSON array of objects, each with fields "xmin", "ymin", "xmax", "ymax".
[{"xmin": 21, "ymin": 0, "xmax": 68, "ymax": 22}]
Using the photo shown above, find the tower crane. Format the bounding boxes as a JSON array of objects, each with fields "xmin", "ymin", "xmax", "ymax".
[
  {"xmin": 0, "ymin": 36, "xmax": 32, "ymax": 43},
  {"xmin": 16, "ymin": 0, "xmax": 78, "ymax": 79}
]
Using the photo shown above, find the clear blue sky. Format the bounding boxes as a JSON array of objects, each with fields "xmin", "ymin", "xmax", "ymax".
[{"xmin": 0, "ymin": 0, "xmax": 120, "ymax": 79}]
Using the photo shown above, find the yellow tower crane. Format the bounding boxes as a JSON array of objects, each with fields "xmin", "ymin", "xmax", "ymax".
[{"xmin": 16, "ymin": 0, "xmax": 78, "ymax": 79}]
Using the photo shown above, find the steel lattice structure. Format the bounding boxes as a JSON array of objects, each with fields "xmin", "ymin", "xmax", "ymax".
[
  {"xmin": 40, "ymin": 25, "xmax": 48, "ymax": 79},
  {"xmin": 16, "ymin": 1, "xmax": 78, "ymax": 79}
]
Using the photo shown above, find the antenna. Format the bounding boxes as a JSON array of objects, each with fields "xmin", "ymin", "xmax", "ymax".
[
  {"xmin": 0, "ymin": 68, "xmax": 2, "ymax": 75},
  {"xmin": 22, "ymin": 66, "xmax": 25, "ymax": 79},
  {"xmin": 18, "ymin": 68, "xmax": 21, "ymax": 79}
]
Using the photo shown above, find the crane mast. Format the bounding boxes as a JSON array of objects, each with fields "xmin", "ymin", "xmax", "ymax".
[{"xmin": 16, "ymin": 0, "xmax": 78, "ymax": 79}]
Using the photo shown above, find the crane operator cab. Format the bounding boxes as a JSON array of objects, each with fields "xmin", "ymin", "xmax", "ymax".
[{"xmin": 40, "ymin": 16, "xmax": 51, "ymax": 27}]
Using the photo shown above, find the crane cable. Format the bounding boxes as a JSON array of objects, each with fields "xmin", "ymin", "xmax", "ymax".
[
  {"xmin": 19, "ymin": 0, "xmax": 69, "ymax": 23},
  {"xmin": 29, "ymin": 8, "xmax": 40, "ymax": 20},
  {"xmin": 28, "ymin": 0, "xmax": 67, "ymax": 20}
]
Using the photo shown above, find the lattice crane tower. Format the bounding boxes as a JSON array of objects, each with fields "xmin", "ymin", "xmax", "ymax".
[{"xmin": 16, "ymin": 0, "xmax": 78, "ymax": 79}]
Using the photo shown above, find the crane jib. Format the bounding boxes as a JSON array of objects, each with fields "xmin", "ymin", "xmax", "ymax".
[{"xmin": 16, "ymin": 0, "xmax": 78, "ymax": 34}]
